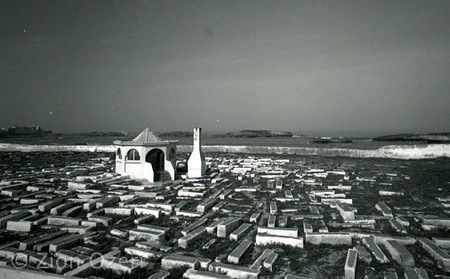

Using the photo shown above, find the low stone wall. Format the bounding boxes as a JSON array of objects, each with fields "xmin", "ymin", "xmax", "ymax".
[
  {"xmin": 256, "ymin": 234, "xmax": 304, "ymax": 248},
  {"xmin": 305, "ymin": 233, "xmax": 352, "ymax": 246}
]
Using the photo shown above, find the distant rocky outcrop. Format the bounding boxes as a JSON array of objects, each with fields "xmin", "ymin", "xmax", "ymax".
[
  {"xmin": 0, "ymin": 126, "xmax": 51, "ymax": 138},
  {"xmin": 222, "ymin": 130, "xmax": 293, "ymax": 138},
  {"xmin": 159, "ymin": 131, "xmax": 193, "ymax": 137},
  {"xmin": 372, "ymin": 133, "xmax": 450, "ymax": 143}
]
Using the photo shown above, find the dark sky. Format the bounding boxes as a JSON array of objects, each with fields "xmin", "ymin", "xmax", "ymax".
[{"xmin": 1, "ymin": 0, "xmax": 449, "ymax": 135}]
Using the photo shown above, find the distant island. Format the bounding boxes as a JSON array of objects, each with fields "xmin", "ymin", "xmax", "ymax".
[
  {"xmin": 372, "ymin": 132, "xmax": 450, "ymax": 143},
  {"xmin": 159, "ymin": 131, "xmax": 193, "ymax": 137},
  {"xmin": 221, "ymin": 130, "xmax": 293, "ymax": 138},
  {"xmin": 0, "ymin": 126, "xmax": 51, "ymax": 138}
]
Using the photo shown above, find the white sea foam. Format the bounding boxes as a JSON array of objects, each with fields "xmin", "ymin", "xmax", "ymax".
[{"xmin": 0, "ymin": 143, "xmax": 448, "ymax": 159}]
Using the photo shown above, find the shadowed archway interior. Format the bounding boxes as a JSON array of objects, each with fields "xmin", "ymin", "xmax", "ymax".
[{"xmin": 146, "ymin": 149, "xmax": 165, "ymax": 181}]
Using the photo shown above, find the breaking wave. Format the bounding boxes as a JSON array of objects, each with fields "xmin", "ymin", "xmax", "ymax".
[{"xmin": 0, "ymin": 143, "xmax": 449, "ymax": 159}]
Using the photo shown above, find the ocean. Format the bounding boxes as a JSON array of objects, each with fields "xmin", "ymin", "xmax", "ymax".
[{"xmin": 0, "ymin": 134, "xmax": 419, "ymax": 150}]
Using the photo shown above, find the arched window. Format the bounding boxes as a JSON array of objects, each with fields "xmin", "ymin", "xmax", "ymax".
[
  {"xmin": 117, "ymin": 148, "xmax": 122, "ymax": 159},
  {"xmin": 126, "ymin": 149, "xmax": 140, "ymax": 161}
]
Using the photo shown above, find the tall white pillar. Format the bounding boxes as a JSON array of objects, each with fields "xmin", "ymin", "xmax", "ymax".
[{"xmin": 188, "ymin": 127, "xmax": 205, "ymax": 178}]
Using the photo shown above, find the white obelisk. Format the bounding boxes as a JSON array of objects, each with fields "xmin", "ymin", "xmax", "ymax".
[{"xmin": 188, "ymin": 128, "xmax": 205, "ymax": 178}]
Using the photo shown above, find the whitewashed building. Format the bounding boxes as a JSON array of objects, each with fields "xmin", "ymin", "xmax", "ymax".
[{"xmin": 114, "ymin": 128, "xmax": 177, "ymax": 183}]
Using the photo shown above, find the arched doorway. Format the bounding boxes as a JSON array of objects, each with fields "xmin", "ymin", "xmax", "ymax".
[{"xmin": 146, "ymin": 149, "xmax": 165, "ymax": 181}]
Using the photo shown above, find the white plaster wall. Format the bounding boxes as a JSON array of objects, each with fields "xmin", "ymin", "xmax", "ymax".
[
  {"xmin": 124, "ymin": 162, "xmax": 142, "ymax": 180},
  {"xmin": 188, "ymin": 128, "xmax": 205, "ymax": 178}
]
